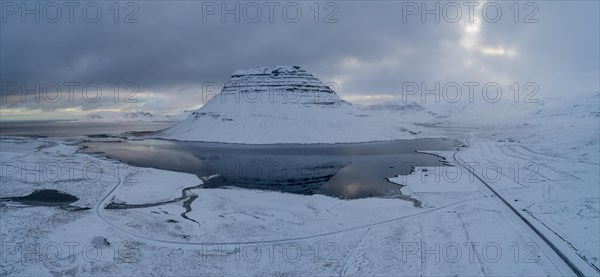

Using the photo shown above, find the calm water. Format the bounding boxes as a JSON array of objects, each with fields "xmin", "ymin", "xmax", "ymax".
[
  {"xmin": 1, "ymin": 121, "xmax": 457, "ymax": 200},
  {"xmin": 0, "ymin": 189, "xmax": 79, "ymax": 206},
  {"xmin": 83, "ymin": 138, "xmax": 456, "ymax": 199},
  {"xmin": 0, "ymin": 120, "xmax": 175, "ymax": 138}
]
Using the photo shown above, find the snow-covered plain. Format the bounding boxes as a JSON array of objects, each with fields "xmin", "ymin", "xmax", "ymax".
[
  {"xmin": 387, "ymin": 92, "xmax": 600, "ymax": 275},
  {"xmin": 1, "ymin": 90, "xmax": 598, "ymax": 276}
]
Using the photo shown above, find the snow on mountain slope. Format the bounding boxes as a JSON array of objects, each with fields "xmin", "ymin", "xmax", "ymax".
[
  {"xmin": 167, "ymin": 110, "xmax": 194, "ymax": 121},
  {"xmin": 522, "ymin": 92, "xmax": 599, "ymax": 162},
  {"xmin": 528, "ymin": 92, "xmax": 599, "ymax": 120},
  {"xmin": 364, "ymin": 101, "xmax": 427, "ymax": 113},
  {"xmin": 79, "ymin": 111, "xmax": 174, "ymax": 122},
  {"xmin": 362, "ymin": 100, "xmax": 438, "ymax": 123},
  {"xmin": 161, "ymin": 66, "xmax": 426, "ymax": 144},
  {"xmin": 363, "ymin": 97, "xmax": 541, "ymax": 125}
]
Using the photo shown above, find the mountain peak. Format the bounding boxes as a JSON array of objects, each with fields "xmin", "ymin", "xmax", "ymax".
[
  {"xmin": 232, "ymin": 65, "xmax": 305, "ymax": 76},
  {"xmin": 221, "ymin": 65, "xmax": 340, "ymax": 102}
]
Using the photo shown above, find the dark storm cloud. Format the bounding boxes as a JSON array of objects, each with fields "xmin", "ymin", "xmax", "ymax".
[
  {"xmin": 2, "ymin": 2, "xmax": 421, "ymax": 83},
  {"xmin": 1, "ymin": 1, "xmax": 598, "ymax": 118}
]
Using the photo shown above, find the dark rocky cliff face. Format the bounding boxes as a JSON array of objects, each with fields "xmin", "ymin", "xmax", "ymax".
[{"xmin": 210, "ymin": 65, "xmax": 348, "ymax": 107}]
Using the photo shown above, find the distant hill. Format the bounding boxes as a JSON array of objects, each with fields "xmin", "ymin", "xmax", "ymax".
[{"xmin": 79, "ymin": 111, "xmax": 173, "ymax": 122}]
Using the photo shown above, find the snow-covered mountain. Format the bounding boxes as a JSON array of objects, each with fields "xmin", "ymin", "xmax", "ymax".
[
  {"xmin": 362, "ymin": 100, "xmax": 439, "ymax": 123},
  {"xmin": 527, "ymin": 92, "xmax": 599, "ymax": 120},
  {"xmin": 367, "ymin": 98, "xmax": 544, "ymax": 125},
  {"xmin": 79, "ymin": 111, "xmax": 173, "ymax": 122},
  {"xmin": 522, "ymin": 92, "xmax": 599, "ymax": 160},
  {"xmin": 161, "ymin": 66, "xmax": 424, "ymax": 143},
  {"xmin": 364, "ymin": 101, "xmax": 426, "ymax": 114},
  {"xmin": 167, "ymin": 110, "xmax": 194, "ymax": 121}
]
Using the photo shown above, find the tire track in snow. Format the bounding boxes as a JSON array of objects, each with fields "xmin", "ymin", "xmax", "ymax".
[
  {"xmin": 454, "ymin": 135, "xmax": 587, "ymax": 277},
  {"xmin": 93, "ymin": 174, "xmax": 482, "ymax": 247}
]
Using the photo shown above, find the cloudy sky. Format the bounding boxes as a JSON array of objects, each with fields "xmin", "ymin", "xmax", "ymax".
[{"xmin": 1, "ymin": 1, "xmax": 598, "ymax": 120}]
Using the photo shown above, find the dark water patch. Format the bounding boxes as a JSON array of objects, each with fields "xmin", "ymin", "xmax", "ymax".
[
  {"xmin": 62, "ymin": 205, "xmax": 92, "ymax": 211},
  {"xmin": 87, "ymin": 134, "xmax": 113, "ymax": 138},
  {"xmin": 0, "ymin": 121, "xmax": 174, "ymax": 138},
  {"xmin": 415, "ymin": 151, "xmax": 453, "ymax": 166},
  {"xmin": 126, "ymin": 130, "xmax": 162, "ymax": 137},
  {"xmin": 1, "ymin": 189, "xmax": 78, "ymax": 207},
  {"xmin": 104, "ymin": 195, "xmax": 186, "ymax": 209},
  {"xmin": 82, "ymin": 138, "xmax": 456, "ymax": 201},
  {"xmin": 105, "ymin": 182, "xmax": 204, "ymax": 225},
  {"xmin": 180, "ymin": 194, "xmax": 200, "ymax": 225}
]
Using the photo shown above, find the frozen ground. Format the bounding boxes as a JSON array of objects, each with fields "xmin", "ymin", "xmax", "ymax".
[{"xmin": 1, "ymin": 94, "xmax": 598, "ymax": 276}]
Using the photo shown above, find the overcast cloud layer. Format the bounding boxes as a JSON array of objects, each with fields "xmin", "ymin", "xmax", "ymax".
[{"xmin": 1, "ymin": 1, "xmax": 599, "ymax": 120}]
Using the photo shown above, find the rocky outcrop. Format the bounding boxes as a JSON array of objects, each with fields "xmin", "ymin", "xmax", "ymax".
[{"xmin": 218, "ymin": 65, "xmax": 347, "ymax": 105}]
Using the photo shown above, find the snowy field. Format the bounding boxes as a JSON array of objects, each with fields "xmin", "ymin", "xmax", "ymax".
[{"xmin": 1, "ymin": 95, "xmax": 598, "ymax": 276}]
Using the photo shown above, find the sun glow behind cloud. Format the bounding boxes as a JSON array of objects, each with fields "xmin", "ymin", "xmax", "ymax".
[
  {"xmin": 459, "ymin": 3, "xmax": 517, "ymax": 58},
  {"xmin": 1, "ymin": 1, "xmax": 598, "ymax": 118}
]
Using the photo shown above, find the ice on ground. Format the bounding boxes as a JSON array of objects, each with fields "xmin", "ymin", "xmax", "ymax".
[
  {"xmin": 111, "ymin": 168, "xmax": 201, "ymax": 205},
  {"xmin": 389, "ymin": 166, "xmax": 480, "ymax": 193}
]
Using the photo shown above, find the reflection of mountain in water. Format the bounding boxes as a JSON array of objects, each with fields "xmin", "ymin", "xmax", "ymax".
[
  {"xmin": 83, "ymin": 138, "xmax": 453, "ymax": 199},
  {"xmin": 194, "ymin": 153, "xmax": 350, "ymax": 195}
]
